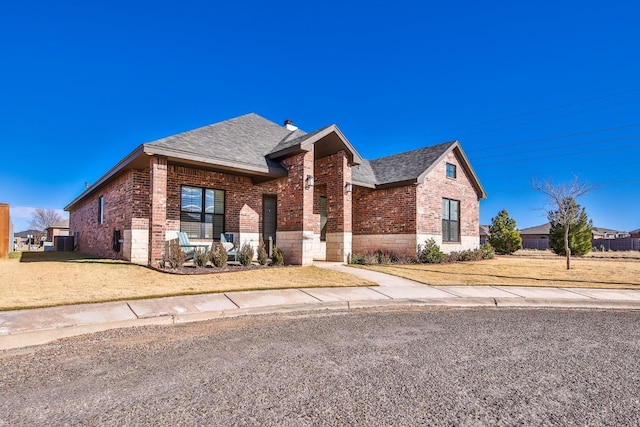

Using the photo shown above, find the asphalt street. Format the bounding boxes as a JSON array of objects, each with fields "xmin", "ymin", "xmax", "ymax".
[{"xmin": 2, "ymin": 306, "xmax": 640, "ymax": 426}]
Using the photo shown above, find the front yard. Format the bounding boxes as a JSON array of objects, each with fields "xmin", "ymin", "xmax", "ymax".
[
  {"xmin": 357, "ymin": 254, "xmax": 640, "ymax": 289},
  {"xmin": 0, "ymin": 252, "xmax": 375, "ymax": 311}
]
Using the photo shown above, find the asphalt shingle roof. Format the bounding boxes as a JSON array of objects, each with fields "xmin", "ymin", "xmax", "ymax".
[
  {"xmin": 519, "ymin": 223, "xmax": 551, "ymax": 235},
  {"xmin": 146, "ymin": 113, "xmax": 306, "ymax": 170},
  {"xmin": 352, "ymin": 141, "xmax": 456, "ymax": 186}
]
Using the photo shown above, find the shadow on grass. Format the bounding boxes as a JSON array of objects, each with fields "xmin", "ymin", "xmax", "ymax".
[{"xmin": 17, "ymin": 251, "xmax": 127, "ymax": 264}]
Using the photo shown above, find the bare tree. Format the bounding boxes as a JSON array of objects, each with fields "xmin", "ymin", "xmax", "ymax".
[
  {"xmin": 532, "ymin": 176, "xmax": 597, "ymax": 269},
  {"xmin": 29, "ymin": 208, "xmax": 63, "ymax": 232}
]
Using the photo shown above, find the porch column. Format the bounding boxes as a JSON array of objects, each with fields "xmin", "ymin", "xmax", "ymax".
[
  {"xmin": 276, "ymin": 149, "xmax": 315, "ymax": 266},
  {"xmin": 148, "ymin": 155, "xmax": 167, "ymax": 266},
  {"xmin": 325, "ymin": 151, "xmax": 352, "ymax": 263}
]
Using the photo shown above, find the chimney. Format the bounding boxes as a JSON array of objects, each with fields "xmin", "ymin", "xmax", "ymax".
[{"xmin": 284, "ymin": 119, "xmax": 298, "ymax": 131}]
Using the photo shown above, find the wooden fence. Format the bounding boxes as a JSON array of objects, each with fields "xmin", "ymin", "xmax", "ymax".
[
  {"xmin": 592, "ymin": 237, "xmax": 640, "ymax": 251},
  {"xmin": 521, "ymin": 237, "xmax": 640, "ymax": 251}
]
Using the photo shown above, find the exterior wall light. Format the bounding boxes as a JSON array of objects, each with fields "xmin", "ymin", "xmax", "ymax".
[
  {"xmin": 344, "ymin": 182, "xmax": 353, "ymax": 194},
  {"xmin": 305, "ymin": 175, "xmax": 315, "ymax": 190}
]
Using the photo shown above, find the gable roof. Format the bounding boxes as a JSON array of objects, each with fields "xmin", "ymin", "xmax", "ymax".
[
  {"xmin": 46, "ymin": 220, "xmax": 69, "ymax": 229},
  {"xmin": 519, "ymin": 223, "xmax": 552, "ymax": 235},
  {"xmin": 591, "ymin": 226, "xmax": 625, "ymax": 235},
  {"xmin": 352, "ymin": 140, "xmax": 487, "ymax": 199}
]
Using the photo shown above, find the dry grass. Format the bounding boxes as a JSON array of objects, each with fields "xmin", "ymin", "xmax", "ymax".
[
  {"xmin": 0, "ymin": 252, "xmax": 375, "ymax": 311},
  {"xmin": 358, "ymin": 255, "xmax": 640, "ymax": 289},
  {"xmin": 511, "ymin": 249, "xmax": 640, "ymax": 260}
]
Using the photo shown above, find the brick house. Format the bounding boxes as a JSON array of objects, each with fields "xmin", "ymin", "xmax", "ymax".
[{"xmin": 65, "ymin": 113, "xmax": 486, "ymax": 266}]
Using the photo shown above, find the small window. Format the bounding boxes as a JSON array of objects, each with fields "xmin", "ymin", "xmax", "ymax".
[
  {"xmin": 446, "ymin": 163, "xmax": 456, "ymax": 179},
  {"xmin": 98, "ymin": 196, "xmax": 104, "ymax": 224}
]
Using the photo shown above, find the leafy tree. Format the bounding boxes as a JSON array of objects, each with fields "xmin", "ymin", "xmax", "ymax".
[
  {"xmin": 533, "ymin": 175, "xmax": 596, "ymax": 269},
  {"xmin": 29, "ymin": 208, "xmax": 63, "ymax": 232},
  {"xmin": 488, "ymin": 209, "xmax": 522, "ymax": 255},
  {"xmin": 549, "ymin": 201, "xmax": 593, "ymax": 256}
]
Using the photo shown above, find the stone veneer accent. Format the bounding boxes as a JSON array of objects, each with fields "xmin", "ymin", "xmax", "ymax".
[
  {"xmin": 276, "ymin": 230, "xmax": 315, "ymax": 266},
  {"xmin": 352, "ymin": 233, "xmax": 418, "ymax": 257},
  {"xmin": 326, "ymin": 232, "xmax": 352, "ymax": 263},
  {"xmin": 126, "ymin": 226, "xmax": 149, "ymax": 264}
]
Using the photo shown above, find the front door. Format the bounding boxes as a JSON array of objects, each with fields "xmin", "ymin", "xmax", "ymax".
[{"xmin": 263, "ymin": 195, "xmax": 277, "ymax": 253}]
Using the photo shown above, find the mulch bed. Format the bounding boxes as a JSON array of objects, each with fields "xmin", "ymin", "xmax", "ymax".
[{"xmin": 149, "ymin": 262, "xmax": 284, "ymax": 275}]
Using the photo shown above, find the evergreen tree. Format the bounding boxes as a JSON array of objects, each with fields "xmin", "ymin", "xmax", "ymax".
[
  {"xmin": 489, "ymin": 209, "xmax": 522, "ymax": 255},
  {"xmin": 549, "ymin": 202, "xmax": 593, "ymax": 256}
]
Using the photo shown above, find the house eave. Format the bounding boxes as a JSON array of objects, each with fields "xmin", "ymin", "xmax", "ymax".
[
  {"xmin": 65, "ymin": 145, "xmax": 146, "ymax": 211},
  {"xmin": 65, "ymin": 144, "xmax": 288, "ymax": 212},
  {"xmin": 268, "ymin": 124, "xmax": 364, "ymax": 166},
  {"xmin": 143, "ymin": 145, "xmax": 287, "ymax": 177}
]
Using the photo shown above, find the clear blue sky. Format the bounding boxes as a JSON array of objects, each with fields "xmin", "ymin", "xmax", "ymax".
[{"xmin": 2, "ymin": 0, "xmax": 639, "ymax": 233}]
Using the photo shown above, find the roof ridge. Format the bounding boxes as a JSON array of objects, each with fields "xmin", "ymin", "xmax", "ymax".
[{"xmin": 369, "ymin": 140, "xmax": 457, "ymax": 163}]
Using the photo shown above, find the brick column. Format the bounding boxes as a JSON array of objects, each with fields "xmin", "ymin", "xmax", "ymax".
[
  {"xmin": 276, "ymin": 149, "xmax": 315, "ymax": 265},
  {"xmin": 148, "ymin": 156, "xmax": 167, "ymax": 266},
  {"xmin": 325, "ymin": 151, "xmax": 352, "ymax": 262}
]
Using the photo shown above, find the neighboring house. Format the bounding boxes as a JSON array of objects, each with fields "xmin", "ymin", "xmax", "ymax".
[
  {"xmin": 521, "ymin": 223, "xmax": 638, "ymax": 251},
  {"xmin": 479, "ymin": 225, "xmax": 490, "ymax": 245},
  {"xmin": 591, "ymin": 227, "xmax": 628, "ymax": 239},
  {"xmin": 519, "ymin": 223, "xmax": 551, "ymax": 250},
  {"xmin": 631, "ymin": 229, "xmax": 640, "ymax": 238},
  {"xmin": 45, "ymin": 220, "xmax": 70, "ymax": 242},
  {"xmin": 65, "ymin": 113, "xmax": 486, "ymax": 266},
  {"xmin": 14, "ymin": 229, "xmax": 44, "ymax": 250}
]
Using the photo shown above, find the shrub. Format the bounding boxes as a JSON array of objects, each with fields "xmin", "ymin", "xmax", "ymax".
[
  {"xmin": 271, "ymin": 246, "xmax": 284, "ymax": 266},
  {"xmin": 166, "ymin": 240, "xmax": 185, "ymax": 269},
  {"xmin": 193, "ymin": 249, "xmax": 209, "ymax": 268},
  {"xmin": 257, "ymin": 241, "xmax": 269, "ymax": 265},
  {"xmin": 417, "ymin": 239, "xmax": 446, "ymax": 264},
  {"xmin": 350, "ymin": 253, "xmax": 365, "ymax": 265},
  {"xmin": 209, "ymin": 243, "xmax": 228, "ymax": 268},
  {"xmin": 237, "ymin": 242, "xmax": 254, "ymax": 266},
  {"xmin": 481, "ymin": 242, "xmax": 495, "ymax": 259}
]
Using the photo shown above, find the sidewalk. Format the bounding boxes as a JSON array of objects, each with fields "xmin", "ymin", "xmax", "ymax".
[{"xmin": 2, "ymin": 262, "xmax": 640, "ymax": 351}]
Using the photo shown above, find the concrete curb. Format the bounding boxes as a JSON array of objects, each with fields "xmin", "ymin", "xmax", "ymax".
[{"xmin": 3, "ymin": 297, "xmax": 640, "ymax": 351}]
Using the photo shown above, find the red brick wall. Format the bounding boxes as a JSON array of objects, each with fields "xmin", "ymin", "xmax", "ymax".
[
  {"xmin": 275, "ymin": 151, "xmax": 314, "ymax": 232},
  {"xmin": 166, "ymin": 164, "xmax": 293, "ymax": 238},
  {"xmin": 68, "ymin": 170, "xmax": 137, "ymax": 259},
  {"xmin": 416, "ymin": 149, "xmax": 480, "ymax": 239},
  {"xmin": 352, "ymin": 185, "xmax": 417, "ymax": 235}
]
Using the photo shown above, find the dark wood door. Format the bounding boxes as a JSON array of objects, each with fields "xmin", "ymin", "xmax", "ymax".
[{"xmin": 263, "ymin": 195, "xmax": 277, "ymax": 249}]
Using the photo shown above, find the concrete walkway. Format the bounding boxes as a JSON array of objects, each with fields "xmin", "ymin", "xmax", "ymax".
[{"xmin": 2, "ymin": 262, "xmax": 640, "ymax": 351}]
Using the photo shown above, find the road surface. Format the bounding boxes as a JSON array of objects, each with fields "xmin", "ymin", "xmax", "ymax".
[{"xmin": 2, "ymin": 306, "xmax": 639, "ymax": 425}]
